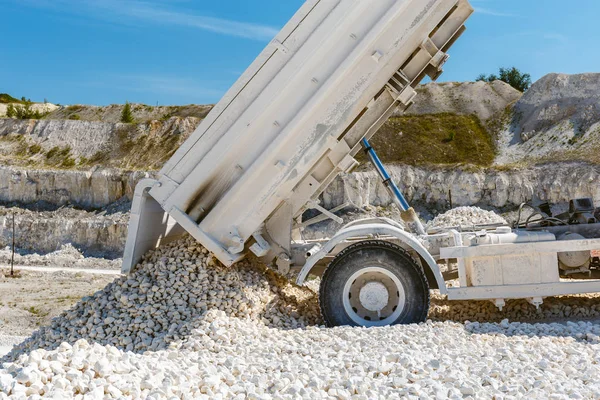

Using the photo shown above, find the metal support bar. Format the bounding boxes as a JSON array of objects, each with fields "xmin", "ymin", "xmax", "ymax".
[
  {"xmin": 250, "ymin": 232, "xmax": 271, "ymax": 257},
  {"xmin": 169, "ymin": 207, "xmax": 244, "ymax": 267},
  {"xmin": 300, "ymin": 202, "xmax": 351, "ymax": 228},
  {"xmin": 308, "ymin": 201, "xmax": 344, "ymax": 224}
]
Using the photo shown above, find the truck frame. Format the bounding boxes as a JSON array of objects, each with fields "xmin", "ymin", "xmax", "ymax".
[{"xmin": 123, "ymin": 0, "xmax": 600, "ymax": 327}]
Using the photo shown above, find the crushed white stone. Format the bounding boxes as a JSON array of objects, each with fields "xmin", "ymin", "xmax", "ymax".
[
  {"xmin": 429, "ymin": 292, "xmax": 600, "ymax": 323},
  {"xmin": 2, "ymin": 236, "xmax": 320, "ymax": 362},
  {"xmin": 427, "ymin": 206, "xmax": 508, "ymax": 230},
  {"xmin": 2, "ymin": 313, "xmax": 600, "ymax": 399},
  {"xmin": 3, "ymin": 235, "xmax": 600, "ymax": 399},
  {"xmin": 0, "ymin": 337, "xmax": 25, "ymax": 361},
  {"xmin": 0, "ymin": 244, "xmax": 120, "ymax": 270}
]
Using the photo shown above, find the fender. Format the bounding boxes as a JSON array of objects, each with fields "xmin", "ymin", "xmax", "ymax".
[
  {"xmin": 295, "ymin": 223, "xmax": 447, "ymax": 294},
  {"xmin": 341, "ymin": 217, "xmax": 405, "ymax": 231}
]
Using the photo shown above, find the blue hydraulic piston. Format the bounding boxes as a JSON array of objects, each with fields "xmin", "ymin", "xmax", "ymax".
[
  {"xmin": 361, "ymin": 138, "xmax": 410, "ymax": 210},
  {"xmin": 361, "ymin": 138, "xmax": 426, "ymax": 235}
]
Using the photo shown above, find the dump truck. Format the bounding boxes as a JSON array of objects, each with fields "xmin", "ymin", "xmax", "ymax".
[{"xmin": 123, "ymin": 0, "xmax": 600, "ymax": 327}]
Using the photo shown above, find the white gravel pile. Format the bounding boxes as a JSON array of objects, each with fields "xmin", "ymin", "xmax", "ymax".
[
  {"xmin": 3, "ymin": 236, "xmax": 320, "ymax": 362},
  {"xmin": 427, "ymin": 206, "xmax": 508, "ymax": 230},
  {"xmin": 4, "ymin": 232, "xmax": 600, "ymax": 398},
  {"xmin": 0, "ymin": 244, "xmax": 120, "ymax": 270},
  {"xmin": 429, "ymin": 292, "xmax": 600, "ymax": 323},
  {"xmin": 304, "ymin": 277, "xmax": 600, "ymax": 325},
  {"xmin": 0, "ymin": 337, "xmax": 25, "ymax": 360},
  {"xmin": 2, "ymin": 314, "xmax": 600, "ymax": 399}
]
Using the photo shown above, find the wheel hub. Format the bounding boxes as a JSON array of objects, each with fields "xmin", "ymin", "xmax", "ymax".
[
  {"xmin": 342, "ymin": 267, "xmax": 406, "ymax": 327},
  {"xmin": 359, "ymin": 281, "xmax": 389, "ymax": 312}
]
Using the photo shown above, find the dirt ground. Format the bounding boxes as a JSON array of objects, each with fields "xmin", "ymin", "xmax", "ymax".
[{"xmin": 0, "ymin": 268, "xmax": 116, "ymax": 337}]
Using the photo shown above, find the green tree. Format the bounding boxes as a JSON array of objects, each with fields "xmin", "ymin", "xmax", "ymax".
[
  {"xmin": 476, "ymin": 67, "xmax": 532, "ymax": 92},
  {"xmin": 121, "ymin": 101, "xmax": 134, "ymax": 123}
]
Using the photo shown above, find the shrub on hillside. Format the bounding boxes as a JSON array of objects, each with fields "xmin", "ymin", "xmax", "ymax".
[
  {"xmin": 6, "ymin": 104, "xmax": 16, "ymax": 118},
  {"xmin": 5, "ymin": 103, "xmax": 47, "ymax": 120},
  {"xmin": 477, "ymin": 67, "xmax": 532, "ymax": 92}
]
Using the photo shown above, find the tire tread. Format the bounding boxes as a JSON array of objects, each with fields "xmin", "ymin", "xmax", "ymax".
[{"xmin": 319, "ymin": 240, "xmax": 430, "ymax": 327}]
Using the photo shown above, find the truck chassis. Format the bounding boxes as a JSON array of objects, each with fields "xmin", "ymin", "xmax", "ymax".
[{"xmin": 121, "ymin": 0, "xmax": 600, "ymax": 327}]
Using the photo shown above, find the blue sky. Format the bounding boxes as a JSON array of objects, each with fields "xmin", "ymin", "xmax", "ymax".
[{"xmin": 1, "ymin": 0, "xmax": 598, "ymax": 106}]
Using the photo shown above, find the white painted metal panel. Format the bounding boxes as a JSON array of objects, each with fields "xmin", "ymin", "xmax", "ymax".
[
  {"xmin": 159, "ymin": 0, "xmax": 333, "ymax": 183},
  {"xmin": 465, "ymin": 253, "xmax": 559, "ymax": 286},
  {"xmin": 447, "ymin": 281, "xmax": 600, "ymax": 301},
  {"xmin": 440, "ymin": 239, "xmax": 600, "ymax": 259},
  {"xmin": 125, "ymin": 0, "xmax": 474, "ymax": 270}
]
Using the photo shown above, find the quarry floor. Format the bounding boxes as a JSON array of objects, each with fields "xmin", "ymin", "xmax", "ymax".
[
  {"xmin": 0, "ymin": 268, "xmax": 115, "ymax": 349},
  {"xmin": 3, "ymin": 257, "xmax": 600, "ymax": 399},
  {"xmin": 3, "ymin": 263, "xmax": 600, "ymax": 357}
]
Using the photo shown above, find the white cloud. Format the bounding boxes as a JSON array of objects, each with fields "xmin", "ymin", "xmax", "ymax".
[
  {"xmin": 81, "ymin": 74, "xmax": 225, "ymax": 100},
  {"xmin": 473, "ymin": 6, "xmax": 515, "ymax": 17},
  {"xmin": 542, "ymin": 33, "xmax": 568, "ymax": 45},
  {"xmin": 122, "ymin": 75, "xmax": 224, "ymax": 98},
  {"xmin": 17, "ymin": 0, "xmax": 279, "ymax": 41},
  {"xmin": 506, "ymin": 31, "xmax": 569, "ymax": 45}
]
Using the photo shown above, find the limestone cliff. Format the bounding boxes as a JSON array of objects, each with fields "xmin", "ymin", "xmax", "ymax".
[{"xmin": 497, "ymin": 73, "xmax": 600, "ymax": 165}]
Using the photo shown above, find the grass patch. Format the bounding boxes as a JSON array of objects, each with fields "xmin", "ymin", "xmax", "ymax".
[
  {"xmin": 61, "ymin": 106, "xmax": 85, "ymax": 121},
  {"xmin": 26, "ymin": 306, "xmax": 49, "ymax": 318},
  {"xmin": 0, "ymin": 93, "xmax": 24, "ymax": 104},
  {"xmin": 46, "ymin": 146, "xmax": 65, "ymax": 159},
  {"xmin": 28, "ymin": 306, "xmax": 42, "ymax": 315},
  {"xmin": 116, "ymin": 124, "xmax": 138, "ymax": 153},
  {"xmin": 359, "ymin": 113, "xmax": 496, "ymax": 167},
  {"xmin": 119, "ymin": 133, "xmax": 183, "ymax": 170},
  {"xmin": 1, "ymin": 269, "xmax": 22, "ymax": 279},
  {"xmin": 66, "ymin": 105, "xmax": 84, "ymax": 113},
  {"xmin": 61, "ymin": 157, "xmax": 76, "ymax": 168},
  {"xmin": 45, "ymin": 146, "xmax": 76, "ymax": 168},
  {"xmin": 86, "ymin": 150, "xmax": 111, "ymax": 165},
  {"xmin": 28, "ymin": 144, "xmax": 42, "ymax": 155},
  {"xmin": 0, "ymin": 134, "xmax": 25, "ymax": 142},
  {"xmin": 486, "ymin": 103, "xmax": 515, "ymax": 140},
  {"xmin": 0, "ymin": 134, "xmax": 32, "ymax": 158}
]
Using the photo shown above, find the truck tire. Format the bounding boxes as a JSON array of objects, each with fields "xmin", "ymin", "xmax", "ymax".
[{"xmin": 319, "ymin": 240, "xmax": 430, "ymax": 327}]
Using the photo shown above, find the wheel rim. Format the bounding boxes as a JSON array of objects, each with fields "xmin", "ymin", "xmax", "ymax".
[{"xmin": 342, "ymin": 267, "xmax": 406, "ymax": 327}]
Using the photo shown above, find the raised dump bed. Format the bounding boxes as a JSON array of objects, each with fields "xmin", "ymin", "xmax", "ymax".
[
  {"xmin": 123, "ymin": 1, "xmax": 600, "ymax": 329},
  {"xmin": 123, "ymin": 0, "xmax": 474, "ymax": 273}
]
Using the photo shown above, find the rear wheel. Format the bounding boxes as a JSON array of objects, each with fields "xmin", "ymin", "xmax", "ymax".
[{"xmin": 319, "ymin": 240, "xmax": 430, "ymax": 327}]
